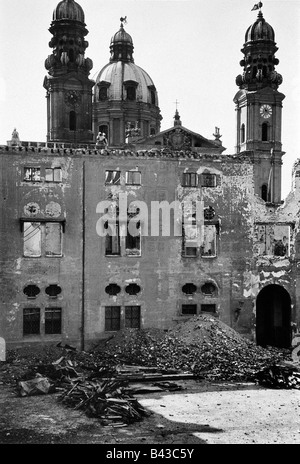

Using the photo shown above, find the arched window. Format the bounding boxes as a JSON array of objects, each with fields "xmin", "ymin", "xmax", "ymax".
[
  {"xmin": 241, "ymin": 124, "xmax": 245, "ymax": 143},
  {"xmin": 262, "ymin": 122, "xmax": 268, "ymax": 141},
  {"xmin": 261, "ymin": 184, "xmax": 268, "ymax": 201},
  {"xmin": 69, "ymin": 111, "xmax": 76, "ymax": 131},
  {"xmin": 150, "ymin": 127, "xmax": 156, "ymax": 136}
]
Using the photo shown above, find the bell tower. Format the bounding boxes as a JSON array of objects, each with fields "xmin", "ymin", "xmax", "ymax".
[
  {"xmin": 234, "ymin": 8, "xmax": 285, "ymax": 203},
  {"xmin": 43, "ymin": 0, "xmax": 94, "ymax": 144}
]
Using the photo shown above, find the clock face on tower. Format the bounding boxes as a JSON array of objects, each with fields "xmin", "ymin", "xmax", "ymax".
[{"xmin": 260, "ymin": 104, "xmax": 272, "ymax": 119}]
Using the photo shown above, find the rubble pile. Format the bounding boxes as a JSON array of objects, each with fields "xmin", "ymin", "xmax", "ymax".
[
  {"xmin": 254, "ymin": 364, "xmax": 300, "ymax": 389},
  {"xmin": 97, "ymin": 314, "xmax": 291, "ymax": 381}
]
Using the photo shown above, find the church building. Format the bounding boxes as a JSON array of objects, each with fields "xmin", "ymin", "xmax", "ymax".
[{"xmin": 1, "ymin": 0, "xmax": 300, "ymax": 350}]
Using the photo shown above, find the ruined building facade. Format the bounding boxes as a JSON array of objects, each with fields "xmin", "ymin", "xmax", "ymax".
[{"xmin": 1, "ymin": 0, "xmax": 300, "ymax": 350}]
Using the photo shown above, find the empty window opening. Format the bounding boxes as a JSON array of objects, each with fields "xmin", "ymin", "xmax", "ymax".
[
  {"xmin": 182, "ymin": 283, "xmax": 197, "ymax": 295},
  {"xmin": 125, "ymin": 283, "xmax": 141, "ymax": 295},
  {"xmin": 126, "ymin": 207, "xmax": 141, "ymax": 256},
  {"xmin": 105, "ymin": 306, "xmax": 121, "ymax": 331},
  {"xmin": 150, "ymin": 127, "xmax": 156, "ymax": 136},
  {"xmin": 201, "ymin": 225, "xmax": 217, "ymax": 257},
  {"xmin": 99, "ymin": 86, "xmax": 108, "ymax": 101},
  {"xmin": 204, "ymin": 206, "xmax": 216, "ymax": 220},
  {"xmin": 126, "ymin": 171, "xmax": 141, "ymax": 185},
  {"xmin": 45, "ymin": 223, "xmax": 62, "ymax": 257},
  {"xmin": 23, "ymin": 285, "xmax": 40, "ymax": 299},
  {"xmin": 45, "ymin": 308, "xmax": 62, "ymax": 334},
  {"xmin": 24, "ymin": 167, "xmax": 41, "ymax": 182},
  {"xmin": 201, "ymin": 282, "xmax": 217, "ymax": 295},
  {"xmin": 105, "ymin": 170, "xmax": 120, "ymax": 185},
  {"xmin": 201, "ymin": 304, "xmax": 216, "ymax": 313},
  {"xmin": 150, "ymin": 91, "xmax": 156, "ymax": 105},
  {"xmin": 201, "ymin": 173, "xmax": 217, "ymax": 187},
  {"xmin": 182, "ymin": 304, "xmax": 197, "ymax": 315},
  {"xmin": 241, "ymin": 124, "xmax": 245, "ymax": 143},
  {"xmin": 105, "ymin": 206, "xmax": 121, "ymax": 256},
  {"xmin": 125, "ymin": 306, "xmax": 141, "ymax": 328},
  {"xmin": 126, "ymin": 86, "xmax": 136, "ymax": 101},
  {"xmin": 182, "ymin": 172, "xmax": 198, "ymax": 187},
  {"xmin": 45, "ymin": 168, "xmax": 62, "ymax": 182},
  {"xmin": 105, "ymin": 283, "xmax": 121, "ymax": 296},
  {"xmin": 261, "ymin": 184, "xmax": 268, "ymax": 201},
  {"xmin": 69, "ymin": 111, "xmax": 76, "ymax": 131},
  {"xmin": 45, "ymin": 284, "xmax": 62, "ymax": 298},
  {"xmin": 23, "ymin": 308, "xmax": 40, "ymax": 335},
  {"xmin": 69, "ymin": 49, "xmax": 75, "ymax": 62},
  {"xmin": 262, "ymin": 123, "xmax": 269, "ymax": 141}
]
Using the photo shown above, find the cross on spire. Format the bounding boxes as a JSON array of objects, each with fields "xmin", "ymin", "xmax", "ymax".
[{"xmin": 173, "ymin": 99, "xmax": 180, "ymax": 111}]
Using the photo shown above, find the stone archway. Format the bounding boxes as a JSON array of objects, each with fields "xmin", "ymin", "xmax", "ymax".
[{"xmin": 256, "ymin": 284, "xmax": 291, "ymax": 348}]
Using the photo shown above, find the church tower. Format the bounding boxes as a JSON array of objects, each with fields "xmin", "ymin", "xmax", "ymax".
[
  {"xmin": 43, "ymin": 0, "xmax": 94, "ymax": 144},
  {"xmin": 93, "ymin": 20, "xmax": 162, "ymax": 147},
  {"xmin": 234, "ymin": 8, "xmax": 285, "ymax": 203}
]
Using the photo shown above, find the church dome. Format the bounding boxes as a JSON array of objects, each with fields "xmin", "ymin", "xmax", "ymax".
[
  {"xmin": 53, "ymin": 0, "xmax": 85, "ymax": 23},
  {"xmin": 95, "ymin": 61, "xmax": 158, "ymax": 105},
  {"xmin": 111, "ymin": 24, "xmax": 133, "ymax": 47},
  {"xmin": 245, "ymin": 12, "xmax": 275, "ymax": 42}
]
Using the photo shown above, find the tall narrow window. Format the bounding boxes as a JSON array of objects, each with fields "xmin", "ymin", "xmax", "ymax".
[
  {"xmin": 125, "ymin": 306, "xmax": 141, "ymax": 328},
  {"xmin": 45, "ymin": 223, "xmax": 62, "ymax": 257},
  {"xmin": 151, "ymin": 91, "xmax": 156, "ymax": 105},
  {"xmin": 69, "ymin": 49, "xmax": 75, "ymax": 62},
  {"xmin": 126, "ymin": 86, "xmax": 136, "ymax": 101},
  {"xmin": 105, "ymin": 206, "xmax": 120, "ymax": 256},
  {"xmin": 126, "ymin": 206, "xmax": 141, "ymax": 256},
  {"xmin": 201, "ymin": 225, "xmax": 217, "ymax": 257},
  {"xmin": 241, "ymin": 124, "xmax": 245, "ymax": 143},
  {"xmin": 69, "ymin": 111, "xmax": 76, "ymax": 131},
  {"xmin": 23, "ymin": 308, "xmax": 40, "ymax": 335},
  {"xmin": 105, "ymin": 306, "xmax": 121, "ymax": 331},
  {"xmin": 262, "ymin": 123, "xmax": 268, "ymax": 141},
  {"xmin": 182, "ymin": 209, "xmax": 198, "ymax": 257},
  {"xmin": 99, "ymin": 87, "xmax": 108, "ymax": 101},
  {"xmin": 45, "ymin": 308, "xmax": 62, "ymax": 334},
  {"xmin": 261, "ymin": 184, "xmax": 268, "ymax": 201},
  {"xmin": 24, "ymin": 222, "xmax": 42, "ymax": 257}
]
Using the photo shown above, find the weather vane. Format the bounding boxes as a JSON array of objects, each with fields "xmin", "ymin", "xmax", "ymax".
[
  {"xmin": 120, "ymin": 16, "xmax": 127, "ymax": 25},
  {"xmin": 251, "ymin": 2, "xmax": 263, "ymax": 11}
]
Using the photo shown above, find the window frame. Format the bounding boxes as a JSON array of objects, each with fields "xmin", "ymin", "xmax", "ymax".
[
  {"xmin": 125, "ymin": 305, "xmax": 141, "ymax": 328},
  {"xmin": 182, "ymin": 304, "xmax": 197, "ymax": 315},
  {"xmin": 125, "ymin": 171, "xmax": 141, "ymax": 185},
  {"xmin": 200, "ymin": 173, "xmax": 217, "ymax": 188},
  {"xmin": 182, "ymin": 172, "xmax": 198, "ymax": 187},
  {"xmin": 24, "ymin": 167, "xmax": 41, "ymax": 182},
  {"xmin": 105, "ymin": 170, "xmax": 121, "ymax": 185},
  {"xmin": 23, "ymin": 308, "xmax": 40, "ymax": 335},
  {"xmin": 22, "ymin": 221, "xmax": 63, "ymax": 258},
  {"xmin": 105, "ymin": 306, "xmax": 121, "ymax": 331},
  {"xmin": 45, "ymin": 308, "xmax": 62, "ymax": 335},
  {"xmin": 45, "ymin": 167, "xmax": 62, "ymax": 183}
]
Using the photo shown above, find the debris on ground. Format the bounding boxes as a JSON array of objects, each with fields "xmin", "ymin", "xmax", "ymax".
[
  {"xmin": 254, "ymin": 363, "xmax": 300, "ymax": 389},
  {"xmin": 18, "ymin": 374, "xmax": 55, "ymax": 397}
]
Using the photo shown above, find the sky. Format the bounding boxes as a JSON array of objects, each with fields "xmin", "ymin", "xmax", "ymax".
[{"xmin": 0, "ymin": 0, "xmax": 300, "ymax": 199}]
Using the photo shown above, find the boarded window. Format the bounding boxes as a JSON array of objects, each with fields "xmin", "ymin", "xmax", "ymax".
[
  {"xmin": 201, "ymin": 304, "xmax": 216, "ymax": 313},
  {"xmin": 201, "ymin": 173, "xmax": 217, "ymax": 187},
  {"xmin": 45, "ymin": 168, "xmax": 62, "ymax": 182},
  {"xmin": 45, "ymin": 308, "xmax": 62, "ymax": 334},
  {"xmin": 24, "ymin": 222, "xmax": 42, "ymax": 257},
  {"xmin": 23, "ymin": 308, "xmax": 40, "ymax": 335},
  {"xmin": 201, "ymin": 225, "xmax": 217, "ymax": 257},
  {"xmin": 182, "ymin": 304, "xmax": 197, "ymax": 315},
  {"xmin": 125, "ymin": 306, "xmax": 141, "ymax": 328},
  {"xmin": 182, "ymin": 172, "xmax": 198, "ymax": 187},
  {"xmin": 105, "ymin": 306, "xmax": 121, "ymax": 331},
  {"xmin": 105, "ymin": 170, "xmax": 121, "ymax": 185},
  {"xmin": 126, "ymin": 171, "xmax": 141, "ymax": 185},
  {"xmin": 24, "ymin": 167, "xmax": 41, "ymax": 182},
  {"xmin": 45, "ymin": 223, "xmax": 62, "ymax": 256}
]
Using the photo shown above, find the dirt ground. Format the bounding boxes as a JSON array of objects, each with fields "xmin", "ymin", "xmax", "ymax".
[{"xmin": 0, "ymin": 375, "xmax": 299, "ymax": 445}]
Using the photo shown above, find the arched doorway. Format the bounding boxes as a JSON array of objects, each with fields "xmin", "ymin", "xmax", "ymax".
[{"xmin": 256, "ymin": 284, "xmax": 291, "ymax": 348}]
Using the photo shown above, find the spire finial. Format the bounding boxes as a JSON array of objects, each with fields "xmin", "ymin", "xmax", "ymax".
[
  {"xmin": 251, "ymin": 2, "xmax": 263, "ymax": 12},
  {"xmin": 120, "ymin": 16, "xmax": 127, "ymax": 27}
]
